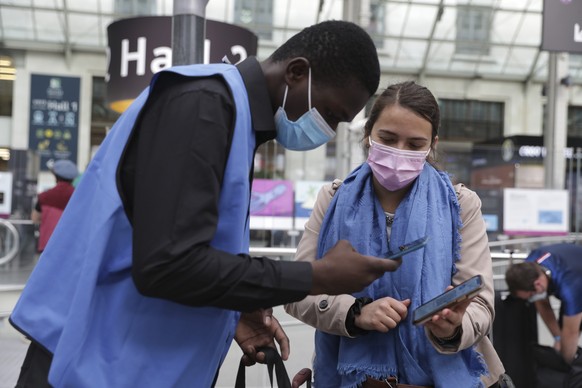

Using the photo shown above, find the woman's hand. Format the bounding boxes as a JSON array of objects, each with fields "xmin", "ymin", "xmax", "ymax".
[
  {"xmin": 354, "ymin": 297, "xmax": 410, "ymax": 332},
  {"xmin": 424, "ymin": 286, "xmax": 472, "ymax": 340}
]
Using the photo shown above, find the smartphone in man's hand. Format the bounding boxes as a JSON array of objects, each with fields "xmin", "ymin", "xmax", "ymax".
[{"xmin": 384, "ymin": 236, "xmax": 428, "ymax": 260}]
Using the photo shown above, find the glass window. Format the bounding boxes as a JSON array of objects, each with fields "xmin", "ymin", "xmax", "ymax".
[
  {"xmin": 324, "ymin": 139, "xmax": 337, "ymax": 181},
  {"xmin": 235, "ymin": 0, "xmax": 273, "ymax": 41},
  {"xmin": 0, "ymin": 80, "xmax": 13, "ymax": 117},
  {"xmin": 568, "ymin": 106, "xmax": 582, "ymax": 137},
  {"xmin": 438, "ymin": 145, "xmax": 472, "ymax": 186},
  {"xmin": 113, "ymin": 0, "xmax": 156, "ymax": 17},
  {"xmin": 91, "ymin": 77, "xmax": 120, "ymax": 147},
  {"xmin": 455, "ymin": 6, "xmax": 491, "ymax": 55},
  {"xmin": 541, "ymin": 105, "xmax": 582, "ymax": 138},
  {"xmin": 0, "ymin": 55, "xmax": 15, "ymax": 117},
  {"xmin": 367, "ymin": 0, "xmax": 386, "ymax": 49},
  {"xmin": 439, "ymin": 99, "xmax": 504, "ymax": 142},
  {"xmin": 253, "ymin": 140, "xmax": 285, "ymax": 180}
]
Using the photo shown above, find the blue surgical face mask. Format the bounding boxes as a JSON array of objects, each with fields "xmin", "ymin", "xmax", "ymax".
[{"xmin": 275, "ymin": 68, "xmax": 336, "ymax": 151}]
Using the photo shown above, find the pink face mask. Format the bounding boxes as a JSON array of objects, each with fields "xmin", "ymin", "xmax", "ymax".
[{"xmin": 367, "ymin": 138, "xmax": 429, "ymax": 191}]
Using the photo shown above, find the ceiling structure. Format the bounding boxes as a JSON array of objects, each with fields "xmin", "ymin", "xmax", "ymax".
[{"xmin": 0, "ymin": 0, "xmax": 581, "ymax": 84}]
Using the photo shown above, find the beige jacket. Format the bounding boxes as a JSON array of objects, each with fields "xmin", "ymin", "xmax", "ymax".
[{"xmin": 285, "ymin": 180, "xmax": 504, "ymax": 387}]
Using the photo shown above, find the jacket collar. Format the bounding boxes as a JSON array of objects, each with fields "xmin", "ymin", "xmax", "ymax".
[{"xmin": 236, "ymin": 57, "xmax": 277, "ymax": 145}]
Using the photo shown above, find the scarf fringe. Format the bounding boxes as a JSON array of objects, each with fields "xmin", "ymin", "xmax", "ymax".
[
  {"xmin": 468, "ymin": 348, "xmax": 490, "ymax": 386},
  {"xmin": 337, "ymin": 364, "xmax": 398, "ymax": 388},
  {"xmin": 337, "ymin": 363, "xmax": 396, "ymax": 377}
]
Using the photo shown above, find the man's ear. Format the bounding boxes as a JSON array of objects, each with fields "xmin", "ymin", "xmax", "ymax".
[{"xmin": 284, "ymin": 58, "xmax": 310, "ymax": 86}]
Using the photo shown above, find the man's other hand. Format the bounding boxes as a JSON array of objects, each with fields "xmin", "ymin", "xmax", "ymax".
[{"xmin": 234, "ymin": 309, "xmax": 290, "ymax": 366}]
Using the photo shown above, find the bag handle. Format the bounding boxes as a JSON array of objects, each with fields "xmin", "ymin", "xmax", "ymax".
[{"xmin": 235, "ymin": 347, "xmax": 311, "ymax": 388}]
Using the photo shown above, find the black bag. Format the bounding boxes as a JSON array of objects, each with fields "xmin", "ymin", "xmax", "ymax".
[
  {"xmin": 234, "ymin": 347, "xmax": 311, "ymax": 388},
  {"xmin": 532, "ymin": 344, "xmax": 571, "ymax": 372},
  {"xmin": 497, "ymin": 373, "xmax": 516, "ymax": 388},
  {"xmin": 531, "ymin": 344, "xmax": 571, "ymax": 388},
  {"xmin": 492, "ymin": 292, "xmax": 538, "ymax": 388},
  {"xmin": 564, "ymin": 348, "xmax": 582, "ymax": 388}
]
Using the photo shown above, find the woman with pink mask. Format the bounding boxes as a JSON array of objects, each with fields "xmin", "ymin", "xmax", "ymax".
[{"xmin": 285, "ymin": 81, "xmax": 508, "ymax": 388}]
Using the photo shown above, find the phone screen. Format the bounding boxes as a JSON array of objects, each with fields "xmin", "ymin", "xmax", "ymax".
[
  {"xmin": 384, "ymin": 236, "xmax": 428, "ymax": 260},
  {"xmin": 412, "ymin": 275, "xmax": 484, "ymax": 325}
]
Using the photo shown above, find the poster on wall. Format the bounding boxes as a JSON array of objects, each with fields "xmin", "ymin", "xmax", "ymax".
[
  {"xmin": 503, "ymin": 188, "xmax": 569, "ymax": 236},
  {"xmin": 28, "ymin": 74, "xmax": 80, "ymax": 171},
  {"xmin": 294, "ymin": 180, "xmax": 327, "ymax": 230},
  {"xmin": 249, "ymin": 179, "xmax": 293, "ymax": 230}
]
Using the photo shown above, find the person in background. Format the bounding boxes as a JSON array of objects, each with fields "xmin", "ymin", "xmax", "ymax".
[
  {"xmin": 505, "ymin": 243, "xmax": 582, "ymax": 364},
  {"xmin": 286, "ymin": 81, "xmax": 507, "ymax": 387},
  {"xmin": 31, "ymin": 159, "xmax": 78, "ymax": 253},
  {"xmin": 11, "ymin": 20, "xmax": 403, "ymax": 388}
]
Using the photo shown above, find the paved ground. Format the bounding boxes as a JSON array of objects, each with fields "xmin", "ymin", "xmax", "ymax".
[
  {"xmin": 0, "ymin": 319, "xmax": 28, "ymax": 388},
  {"xmin": 0, "ymin": 252, "xmax": 34, "ymax": 388},
  {"xmin": 0, "ymin": 306, "xmax": 315, "ymax": 388}
]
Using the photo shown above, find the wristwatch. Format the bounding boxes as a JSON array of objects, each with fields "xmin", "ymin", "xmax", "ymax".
[{"xmin": 434, "ymin": 325, "xmax": 462, "ymax": 346}]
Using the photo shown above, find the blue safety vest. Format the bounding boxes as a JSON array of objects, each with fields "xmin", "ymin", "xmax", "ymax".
[{"xmin": 10, "ymin": 64, "xmax": 255, "ymax": 387}]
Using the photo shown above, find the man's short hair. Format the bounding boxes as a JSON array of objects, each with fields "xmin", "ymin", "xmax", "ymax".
[
  {"xmin": 269, "ymin": 20, "xmax": 380, "ymax": 96},
  {"xmin": 505, "ymin": 262, "xmax": 541, "ymax": 294}
]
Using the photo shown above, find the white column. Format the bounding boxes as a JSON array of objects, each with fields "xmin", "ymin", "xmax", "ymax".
[{"xmin": 544, "ymin": 52, "xmax": 569, "ymax": 189}]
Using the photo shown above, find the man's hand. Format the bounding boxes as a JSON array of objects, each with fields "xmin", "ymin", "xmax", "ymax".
[
  {"xmin": 310, "ymin": 240, "xmax": 402, "ymax": 295},
  {"xmin": 355, "ymin": 298, "xmax": 410, "ymax": 332},
  {"xmin": 424, "ymin": 285, "xmax": 472, "ymax": 339},
  {"xmin": 235, "ymin": 309, "xmax": 289, "ymax": 366}
]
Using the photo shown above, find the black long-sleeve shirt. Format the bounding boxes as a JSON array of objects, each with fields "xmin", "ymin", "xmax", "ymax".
[{"xmin": 118, "ymin": 57, "xmax": 312, "ymax": 312}]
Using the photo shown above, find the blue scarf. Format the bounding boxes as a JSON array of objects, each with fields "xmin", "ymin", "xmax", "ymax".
[{"xmin": 313, "ymin": 163, "xmax": 487, "ymax": 388}]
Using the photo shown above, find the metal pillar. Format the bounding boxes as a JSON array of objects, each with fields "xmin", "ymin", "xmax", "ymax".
[
  {"xmin": 544, "ymin": 52, "xmax": 569, "ymax": 189},
  {"xmin": 342, "ymin": 0, "xmax": 362, "ymax": 24},
  {"xmin": 576, "ymin": 148, "xmax": 581, "ymax": 236},
  {"xmin": 172, "ymin": 0, "xmax": 208, "ymax": 66}
]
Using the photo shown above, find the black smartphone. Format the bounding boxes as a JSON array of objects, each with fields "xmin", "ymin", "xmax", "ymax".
[
  {"xmin": 384, "ymin": 236, "xmax": 429, "ymax": 260},
  {"xmin": 412, "ymin": 274, "xmax": 484, "ymax": 325}
]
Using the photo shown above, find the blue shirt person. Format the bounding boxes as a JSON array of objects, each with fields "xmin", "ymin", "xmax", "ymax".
[{"xmin": 506, "ymin": 243, "xmax": 582, "ymax": 363}]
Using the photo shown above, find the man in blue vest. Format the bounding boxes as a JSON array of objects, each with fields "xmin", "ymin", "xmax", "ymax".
[
  {"xmin": 506, "ymin": 243, "xmax": 582, "ymax": 364},
  {"xmin": 11, "ymin": 20, "xmax": 402, "ymax": 387}
]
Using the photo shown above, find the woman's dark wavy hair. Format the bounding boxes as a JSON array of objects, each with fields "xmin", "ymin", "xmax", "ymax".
[
  {"xmin": 269, "ymin": 20, "xmax": 380, "ymax": 96},
  {"xmin": 363, "ymin": 81, "xmax": 440, "ymax": 141}
]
